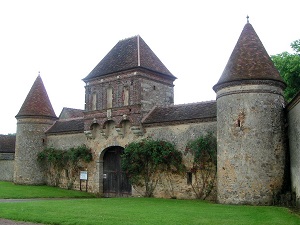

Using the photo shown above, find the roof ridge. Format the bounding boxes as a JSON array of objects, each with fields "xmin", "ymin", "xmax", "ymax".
[
  {"xmin": 62, "ymin": 107, "xmax": 84, "ymax": 111},
  {"xmin": 118, "ymin": 35, "xmax": 139, "ymax": 42},
  {"xmin": 155, "ymin": 100, "xmax": 216, "ymax": 109},
  {"xmin": 58, "ymin": 117, "xmax": 84, "ymax": 122}
]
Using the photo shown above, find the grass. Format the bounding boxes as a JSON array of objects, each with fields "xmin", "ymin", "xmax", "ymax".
[
  {"xmin": 0, "ymin": 182, "xmax": 299, "ymax": 225},
  {"xmin": 0, "ymin": 181, "xmax": 94, "ymax": 199}
]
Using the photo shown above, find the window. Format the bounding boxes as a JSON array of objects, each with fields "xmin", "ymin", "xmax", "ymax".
[
  {"xmin": 123, "ymin": 86, "xmax": 129, "ymax": 106},
  {"xmin": 187, "ymin": 172, "xmax": 192, "ymax": 185},
  {"xmin": 107, "ymin": 87, "xmax": 112, "ymax": 108},
  {"xmin": 92, "ymin": 92, "xmax": 97, "ymax": 110}
]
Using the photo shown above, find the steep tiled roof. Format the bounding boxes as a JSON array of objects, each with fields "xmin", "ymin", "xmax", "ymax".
[
  {"xmin": 83, "ymin": 36, "xmax": 175, "ymax": 81},
  {"xmin": 286, "ymin": 90, "xmax": 300, "ymax": 111},
  {"xmin": 142, "ymin": 101, "xmax": 216, "ymax": 125},
  {"xmin": 213, "ymin": 22, "xmax": 285, "ymax": 91},
  {"xmin": 59, "ymin": 107, "xmax": 84, "ymax": 119},
  {"xmin": 16, "ymin": 76, "xmax": 57, "ymax": 119},
  {"xmin": 46, "ymin": 119, "xmax": 84, "ymax": 134},
  {"xmin": 0, "ymin": 134, "xmax": 16, "ymax": 153}
]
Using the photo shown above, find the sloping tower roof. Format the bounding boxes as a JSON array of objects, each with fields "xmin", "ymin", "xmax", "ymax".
[
  {"xmin": 213, "ymin": 22, "xmax": 285, "ymax": 91},
  {"xmin": 83, "ymin": 35, "xmax": 175, "ymax": 81},
  {"xmin": 16, "ymin": 76, "xmax": 57, "ymax": 119}
]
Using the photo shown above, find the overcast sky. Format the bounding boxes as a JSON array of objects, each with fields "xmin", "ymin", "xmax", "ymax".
[{"xmin": 0, "ymin": 0, "xmax": 299, "ymax": 134}]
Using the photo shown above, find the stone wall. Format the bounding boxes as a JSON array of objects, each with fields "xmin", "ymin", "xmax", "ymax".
[
  {"xmin": 287, "ymin": 94, "xmax": 300, "ymax": 206},
  {"xmin": 46, "ymin": 133, "xmax": 87, "ymax": 149},
  {"xmin": 46, "ymin": 120, "xmax": 217, "ymax": 200},
  {"xmin": 0, "ymin": 153, "xmax": 14, "ymax": 181},
  {"xmin": 144, "ymin": 121, "xmax": 217, "ymax": 199},
  {"xmin": 140, "ymin": 75, "xmax": 174, "ymax": 114},
  {"xmin": 45, "ymin": 133, "xmax": 87, "ymax": 189}
]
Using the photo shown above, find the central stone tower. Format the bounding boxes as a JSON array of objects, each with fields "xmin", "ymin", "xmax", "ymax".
[
  {"xmin": 213, "ymin": 21, "xmax": 286, "ymax": 205},
  {"xmin": 82, "ymin": 35, "xmax": 176, "ymax": 136}
]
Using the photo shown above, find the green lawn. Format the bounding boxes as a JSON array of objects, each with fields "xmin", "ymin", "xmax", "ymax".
[
  {"xmin": 0, "ymin": 182, "xmax": 299, "ymax": 225},
  {"xmin": 0, "ymin": 181, "xmax": 94, "ymax": 198}
]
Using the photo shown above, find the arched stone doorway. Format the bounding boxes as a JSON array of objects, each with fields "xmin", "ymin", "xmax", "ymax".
[{"xmin": 103, "ymin": 146, "xmax": 131, "ymax": 197}]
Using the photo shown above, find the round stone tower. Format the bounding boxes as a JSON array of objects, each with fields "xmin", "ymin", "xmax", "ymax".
[
  {"xmin": 14, "ymin": 75, "xmax": 57, "ymax": 184},
  {"xmin": 213, "ymin": 21, "xmax": 286, "ymax": 205}
]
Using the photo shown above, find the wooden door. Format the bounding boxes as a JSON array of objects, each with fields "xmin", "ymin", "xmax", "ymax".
[{"xmin": 103, "ymin": 147, "xmax": 131, "ymax": 197}]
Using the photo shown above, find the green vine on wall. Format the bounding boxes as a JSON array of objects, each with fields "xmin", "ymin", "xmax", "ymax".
[
  {"xmin": 37, "ymin": 145, "xmax": 93, "ymax": 188},
  {"xmin": 122, "ymin": 138, "xmax": 185, "ymax": 197},
  {"xmin": 185, "ymin": 132, "xmax": 217, "ymax": 200}
]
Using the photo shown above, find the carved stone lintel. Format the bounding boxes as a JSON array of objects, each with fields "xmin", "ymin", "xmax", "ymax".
[
  {"xmin": 84, "ymin": 130, "xmax": 93, "ymax": 139},
  {"xmin": 131, "ymin": 126, "xmax": 143, "ymax": 136},
  {"xmin": 93, "ymin": 118, "xmax": 97, "ymax": 124},
  {"xmin": 115, "ymin": 127, "xmax": 124, "ymax": 138},
  {"xmin": 100, "ymin": 129, "xmax": 107, "ymax": 138}
]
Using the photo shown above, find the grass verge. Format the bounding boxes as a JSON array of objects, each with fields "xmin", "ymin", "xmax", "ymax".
[{"xmin": 0, "ymin": 181, "xmax": 94, "ymax": 198}]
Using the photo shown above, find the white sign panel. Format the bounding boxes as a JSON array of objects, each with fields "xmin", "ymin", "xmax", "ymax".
[{"xmin": 80, "ymin": 171, "xmax": 88, "ymax": 180}]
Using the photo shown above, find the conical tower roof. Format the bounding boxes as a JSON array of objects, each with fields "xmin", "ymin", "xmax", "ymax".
[
  {"xmin": 83, "ymin": 35, "xmax": 176, "ymax": 81},
  {"xmin": 213, "ymin": 22, "xmax": 285, "ymax": 91},
  {"xmin": 16, "ymin": 75, "xmax": 57, "ymax": 119}
]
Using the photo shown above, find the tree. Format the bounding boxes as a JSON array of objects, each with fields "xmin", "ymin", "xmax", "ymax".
[
  {"xmin": 185, "ymin": 132, "xmax": 217, "ymax": 200},
  {"xmin": 122, "ymin": 139, "xmax": 185, "ymax": 197},
  {"xmin": 271, "ymin": 39, "xmax": 300, "ymax": 102}
]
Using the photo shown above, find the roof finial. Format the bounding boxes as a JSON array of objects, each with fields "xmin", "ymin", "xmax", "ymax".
[
  {"xmin": 38, "ymin": 71, "xmax": 40, "ymax": 77},
  {"xmin": 246, "ymin": 15, "xmax": 249, "ymax": 23}
]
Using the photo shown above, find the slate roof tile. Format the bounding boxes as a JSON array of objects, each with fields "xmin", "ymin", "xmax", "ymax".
[
  {"xmin": 58, "ymin": 107, "xmax": 84, "ymax": 119},
  {"xmin": 16, "ymin": 76, "xmax": 57, "ymax": 119},
  {"xmin": 83, "ymin": 36, "xmax": 175, "ymax": 81},
  {"xmin": 46, "ymin": 119, "xmax": 84, "ymax": 134},
  {"xmin": 0, "ymin": 135, "xmax": 16, "ymax": 153},
  {"xmin": 142, "ymin": 101, "xmax": 216, "ymax": 125},
  {"xmin": 213, "ymin": 22, "xmax": 285, "ymax": 91}
]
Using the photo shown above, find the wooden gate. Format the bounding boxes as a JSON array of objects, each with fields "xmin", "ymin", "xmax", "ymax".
[{"xmin": 103, "ymin": 146, "xmax": 131, "ymax": 197}]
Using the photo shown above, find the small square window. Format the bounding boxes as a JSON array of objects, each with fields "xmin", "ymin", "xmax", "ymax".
[{"xmin": 187, "ymin": 172, "xmax": 192, "ymax": 185}]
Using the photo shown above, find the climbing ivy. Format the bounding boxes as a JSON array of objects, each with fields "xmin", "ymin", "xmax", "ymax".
[
  {"xmin": 37, "ymin": 145, "xmax": 93, "ymax": 188},
  {"xmin": 185, "ymin": 132, "xmax": 217, "ymax": 200},
  {"xmin": 122, "ymin": 138, "xmax": 185, "ymax": 197}
]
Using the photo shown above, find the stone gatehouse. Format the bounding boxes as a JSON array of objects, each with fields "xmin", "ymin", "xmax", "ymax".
[{"xmin": 1, "ymin": 21, "xmax": 300, "ymax": 206}]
